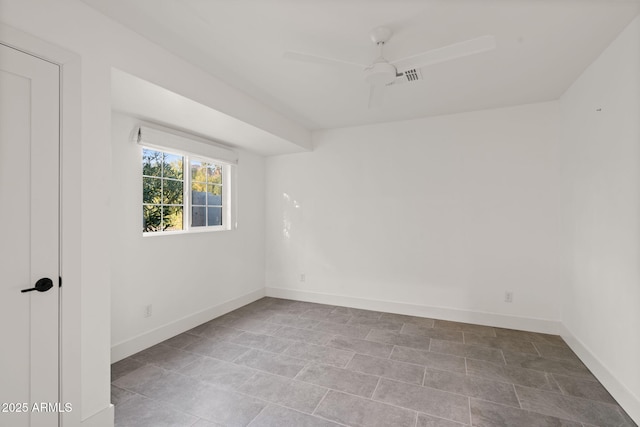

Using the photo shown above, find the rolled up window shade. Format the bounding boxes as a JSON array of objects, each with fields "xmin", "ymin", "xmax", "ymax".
[{"xmin": 135, "ymin": 125, "xmax": 238, "ymax": 164}]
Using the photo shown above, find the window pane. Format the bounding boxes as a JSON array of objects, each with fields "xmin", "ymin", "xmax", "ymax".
[
  {"xmin": 142, "ymin": 149, "xmax": 162, "ymax": 177},
  {"xmin": 207, "ymin": 207, "xmax": 222, "ymax": 226},
  {"xmin": 143, "ymin": 205, "xmax": 162, "ymax": 232},
  {"xmin": 143, "ymin": 177, "xmax": 162, "ymax": 204},
  {"xmin": 192, "ymin": 179, "xmax": 206, "ymax": 194},
  {"xmin": 163, "ymin": 153, "xmax": 183, "ymax": 179},
  {"xmin": 191, "ymin": 160, "xmax": 206, "ymax": 182},
  {"xmin": 207, "ymin": 184, "xmax": 222, "ymax": 205},
  {"xmin": 208, "ymin": 164, "xmax": 222, "ymax": 184},
  {"xmin": 163, "ymin": 206, "xmax": 183, "ymax": 231},
  {"xmin": 191, "ymin": 189, "xmax": 206, "ymax": 205},
  {"xmin": 163, "ymin": 179, "xmax": 183, "ymax": 205},
  {"xmin": 192, "ymin": 206, "xmax": 206, "ymax": 227}
]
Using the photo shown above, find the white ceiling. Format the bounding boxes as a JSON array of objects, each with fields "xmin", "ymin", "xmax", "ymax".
[
  {"xmin": 111, "ymin": 69, "xmax": 307, "ymax": 156},
  {"xmin": 85, "ymin": 0, "xmax": 639, "ymax": 130}
]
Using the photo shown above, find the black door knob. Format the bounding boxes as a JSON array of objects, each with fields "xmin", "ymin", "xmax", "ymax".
[{"xmin": 21, "ymin": 278, "xmax": 54, "ymax": 293}]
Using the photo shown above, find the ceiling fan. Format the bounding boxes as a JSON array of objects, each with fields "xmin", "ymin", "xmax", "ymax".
[{"xmin": 284, "ymin": 27, "xmax": 496, "ymax": 108}]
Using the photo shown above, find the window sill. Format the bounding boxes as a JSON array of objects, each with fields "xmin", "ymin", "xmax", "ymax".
[{"xmin": 142, "ymin": 226, "xmax": 233, "ymax": 237}]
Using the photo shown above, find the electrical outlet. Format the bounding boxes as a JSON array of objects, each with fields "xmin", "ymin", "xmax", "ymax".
[
  {"xmin": 300, "ymin": 273, "xmax": 306, "ymax": 282},
  {"xmin": 504, "ymin": 291, "xmax": 514, "ymax": 303},
  {"xmin": 144, "ymin": 304, "xmax": 153, "ymax": 317}
]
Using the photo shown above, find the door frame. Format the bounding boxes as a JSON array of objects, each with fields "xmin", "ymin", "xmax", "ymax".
[{"xmin": 0, "ymin": 24, "xmax": 83, "ymax": 427}]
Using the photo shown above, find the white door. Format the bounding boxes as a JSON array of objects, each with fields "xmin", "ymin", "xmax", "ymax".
[{"xmin": 0, "ymin": 44, "xmax": 60, "ymax": 427}]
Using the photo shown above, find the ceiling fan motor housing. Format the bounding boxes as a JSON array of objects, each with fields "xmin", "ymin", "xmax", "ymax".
[{"xmin": 364, "ymin": 62, "xmax": 397, "ymax": 85}]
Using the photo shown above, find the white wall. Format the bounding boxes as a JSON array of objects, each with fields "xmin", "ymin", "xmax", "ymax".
[
  {"xmin": 559, "ymin": 15, "xmax": 640, "ymax": 421},
  {"xmin": 110, "ymin": 113, "xmax": 265, "ymax": 358},
  {"xmin": 0, "ymin": 0, "xmax": 307, "ymax": 424},
  {"xmin": 266, "ymin": 102, "xmax": 565, "ymax": 330}
]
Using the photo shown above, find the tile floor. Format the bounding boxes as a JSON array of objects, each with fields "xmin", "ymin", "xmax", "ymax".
[{"xmin": 111, "ymin": 297, "xmax": 637, "ymax": 427}]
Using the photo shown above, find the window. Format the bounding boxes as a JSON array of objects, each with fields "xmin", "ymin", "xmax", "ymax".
[
  {"xmin": 142, "ymin": 148, "xmax": 184, "ymax": 232},
  {"xmin": 136, "ymin": 125, "xmax": 237, "ymax": 235}
]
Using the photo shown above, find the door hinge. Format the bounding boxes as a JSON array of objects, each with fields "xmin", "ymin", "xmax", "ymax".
[{"xmin": 59, "ymin": 276, "xmax": 62, "ymax": 288}]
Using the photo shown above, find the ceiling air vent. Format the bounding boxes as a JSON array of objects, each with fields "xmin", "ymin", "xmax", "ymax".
[{"xmin": 402, "ymin": 68, "xmax": 423, "ymax": 82}]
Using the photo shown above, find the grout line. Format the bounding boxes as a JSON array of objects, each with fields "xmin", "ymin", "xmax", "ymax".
[
  {"xmin": 310, "ymin": 388, "xmax": 330, "ymax": 415},
  {"xmin": 244, "ymin": 404, "xmax": 268, "ymax": 427},
  {"xmin": 532, "ymin": 341, "xmax": 542, "ymax": 357},
  {"xmin": 370, "ymin": 377, "xmax": 383, "ymax": 399},
  {"xmin": 467, "ymin": 397, "xmax": 472, "ymax": 425},
  {"xmin": 513, "ymin": 383, "xmax": 523, "ymax": 409}
]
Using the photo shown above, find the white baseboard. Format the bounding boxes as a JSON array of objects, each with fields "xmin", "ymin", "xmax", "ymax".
[
  {"xmin": 560, "ymin": 324, "xmax": 640, "ymax": 424},
  {"xmin": 265, "ymin": 287, "xmax": 562, "ymax": 334},
  {"xmin": 111, "ymin": 288, "xmax": 265, "ymax": 362},
  {"xmin": 81, "ymin": 404, "xmax": 114, "ymax": 427}
]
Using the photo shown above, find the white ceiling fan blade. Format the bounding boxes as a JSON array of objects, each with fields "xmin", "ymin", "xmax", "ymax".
[
  {"xmin": 283, "ymin": 51, "xmax": 366, "ymax": 69},
  {"xmin": 368, "ymin": 85, "xmax": 385, "ymax": 109},
  {"xmin": 391, "ymin": 35, "xmax": 496, "ymax": 71}
]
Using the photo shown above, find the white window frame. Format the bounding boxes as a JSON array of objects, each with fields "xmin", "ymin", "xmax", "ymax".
[{"xmin": 136, "ymin": 124, "xmax": 237, "ymax": 236}]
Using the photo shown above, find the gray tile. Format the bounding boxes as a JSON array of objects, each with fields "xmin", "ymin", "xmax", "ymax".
[
  {"xmin": 464, "ymin": 333, "xmax": 539, "ymax": 354},
  {"xmin": 111, "ymin": 385, "xmax": 136, "ymax": 406},
  {"xmin": 430, "ymin": 339, "xmax": 505, "ymax": 364},
  {"xmin": 184, "ymin": 382, "xmax": 267, "ymax": 426},
  {"xmin": 274, "ymin": 326, "xmax": 334, "ymax": 345},
  {"xmin": 466, "ymin": 358, "xmax": 560, "ymax": 392},
  {"xmin": 230, "ymin": 332, "xmax": 293, "ymax": 353},
  {"xmin": 471, "ymin": 398, "xmax": 582, "ymax": 427},
  {"xmin": 534, "ymin": 343, "xmax": 581, "ymax": 362},
  {"xmin": 390, "ymin": 346, "xmax": 466, "ymax": 374},
  {"xmin": 131, "ymin": 344, "xmax": 200, "ymax": 370},
  {"xmin": 238, "ymin": 371, "xmax": 327, "ymax": 413},
  {"xmin": 315, "ymin": 390, "xmax": 416, "ymax": 427},
  {"xmin": 267, "ymin": 313, "xmax": 320, "ymax": 329},
  {"xmin": 551, "ymin": 374, "xmax": 617, "ymax": 404},
  {"xmin": 161, "ymin": 332, "xmax": 202, "ymax": 349},
  {"xmin": 401, "ymin": 323, "xmax": 464, "ymax": 342},
  {"xmin": 346, "ymin": 354, "xmax": 424, "ymax": 385},
  {"xmin": 186, "ymin": 317, "xmax": 235, "ymax": 335},
  {"xmin": 312, "ymin": 320, "xmax": 371, "ymax": 339},
  {"xmin": 189, "ymin": 324, "xmax": 245, "ymax": 341},
  {"xmin": 117, "ymin": 366, "xmax": 199, "ymax": 402},
  {"xmin": 433, "ymin": 320, "xmax": 497, "ymax": 337},
  {"xmin": 417, "ymin": 413, "xmax": 468, "ymax": 427},
  {"xmin": 111, "ymin": 357, "xmax": 145, "ymax": 382},
  {"xmin": 332, "ymin": 306, "xmax": 383, "ymax": 320},
  {"xmin": 126, "ymin": 367, "xmax": 264, "ymax": 425},
  {"xmin": 114, "ymin": 394, "xmax": 198, "ymax": 427},
  {"xmin": 191, "ymin": 419, "xmax": 225, "ymax": 427},
  {"xmin": 494, "ymin": 328, "xmax": 566, "ymax": 346},
  {"xmin": 423, "ymin": 368, "xmax": 520, "ymax": 407},
  {"xmin": 183, "ymin": 339, "xmax": 251, "ymax": 362},
  {"xmin": 283, "ymin": 341, "xmax": 355, "ymax": 367},
  {"xmin": 178, "ymin": 357, "xmax": 255, "ymax": 390},
  {"xmin": 296, "ymin": 364, "xmax": 379, "ymax": 398},
  {"xmin": 515, "ymin": 385, "xmax": 628, "ymax": 427},
  {"xmin": 373, "ymin": 378, "xmax": 470, "ymax": 424},
  {"xmin": 366, "ymin": 329, "xmax": 431, "ymax": 350},
  {"xmin": 249, "ymin": 404, "xmax": 341, "ymax": 427},
  {"xmin": 224, "ymin": 318, "xmax": 282, "ymax": 334},
  {"xmin": 503, "ymin": 351, "xmax": 595, "ymax": 380},
  {"xmin": 326, "ymin": 335, "xmax": 394, "ymax": 359},
  {"xmin": 348, "ymin": 317, "xmax": 404, "ymax": 331},
  {"xmin": 112, "ymin": 364, "xmax": 169, "ymax": 391},
  {"xmin": 234, "ymin": 348, "xmax": 307, "ymax": 378},
  {"xmin": 379, "ymin": 313, "xmax": 435, "ymax": 328},
  {"xmin": 300, "ymin": 308, "xmax": 351, "ymax": 324}
]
